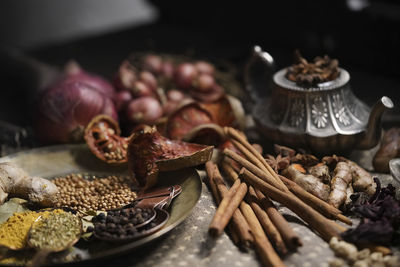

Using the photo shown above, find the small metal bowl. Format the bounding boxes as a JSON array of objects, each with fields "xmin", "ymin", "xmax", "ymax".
[{"xmin": 389, "ymin": 158, "xmax": 400, "ymax": 187}]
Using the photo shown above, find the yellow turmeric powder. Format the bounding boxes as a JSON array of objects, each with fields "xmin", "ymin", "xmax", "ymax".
[{"xmin": 0, "ymin": 209, "xmax": 64, "ymax": 250}]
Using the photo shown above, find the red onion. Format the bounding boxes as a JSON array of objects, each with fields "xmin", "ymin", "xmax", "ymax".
[
  {"xmin": 125, "ymin": 97, "xmax": 163, "ymax": 125},
  {"xmin": 195, "ymin": 74, "xmax": 215, "ymax": 92},
  {"xmin": 194, "ymin": 61, "xmax": 215, "ymax": 75},
  {"xmin": 63, "ymin": 60, "xmax": 115, "ymax": 97},
  {"xmin": 113, "ymin": 60, "xmax": 137, "ymax": 91},
  {"xmin": 174, "ymin": 63, "xmax": 198, "ymax": 90},
  {"xmin": 143, "ymin": 54, "xmax": 163, "ymax": 74},
  {"xmin": 35, "ymin": 81, "xmax": 118, "ymax": 143},
  {"xmin": 114, "ymin": 90, "xmax": 132, "ymax": 112},
  {"xmin": 139, "ymin": 71, "xmax": 158, "ymax": 91}
]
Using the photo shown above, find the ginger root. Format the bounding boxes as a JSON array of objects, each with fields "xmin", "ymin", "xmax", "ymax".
[{"xmin": 0, "ymin": 162, "xmax": 58, "ymax": 207}]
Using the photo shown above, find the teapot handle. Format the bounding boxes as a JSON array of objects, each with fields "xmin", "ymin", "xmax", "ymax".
[{"xmin": 244, "ymin": 45, "xmax": 275, "ymax": 102}]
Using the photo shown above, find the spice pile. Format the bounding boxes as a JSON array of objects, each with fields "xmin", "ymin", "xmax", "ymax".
[
  {"xmin": 205, "ymin": 127, "xmax": 399, "ymax": 267},
  {"xmin": 329, "ymin": 237, "xmax": 398, "ymax": 267},
  {"xmin": 92, "ymin": 207, "xmax": 156, "ymax": 241},
  {"xmin": 266, "ymin": 146, "xmax": 376, "ymax": 210},
  {"xmin": 206, "ymin": 127, "xmax": 350, "ymax": 267},
  {"xmin": 53, "ymin": 173, "xmax": 137, "ymax": 214},
  {"xmin": 0, "ymin": 209, "xmax": 64, "ymax": 250},
  {"xmin": 285, "ymin": 50, "xmax": 340, "ymax": 86},
  {"xmin": 29, "ymin": 211, "xmax": 82, "ymax": 250}
]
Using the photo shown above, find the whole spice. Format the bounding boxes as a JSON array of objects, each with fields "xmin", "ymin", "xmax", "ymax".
[
  {"xmin": 0, "ymin": 210, "xmax": 62, "ymax": 250},
  {"xmin": 328, "ymin": 162, "xmax": 352, "ymax": 208},
  {"xmin": 282, "ymin": 164, "xmax": 330, "ymax": 201},
  {"xmin": 239, "ymin": 167, "xmax": 345, "ymax": 241},
  {"xmin": 329, "ymin": 237, "xmax": 399, "ymax": 267},
  {"xmin": 0, "ymin": 162, "xmax": 59, "ymax": 207},
  {"xmin": 205, "ymin": 162, "xmax": 253, "ymax": 248},
  {"xmin": 127, "ymin": 126, "xmax": 213, "ymax": 189},
  {"xmin": 28, "ymin": 211, "xmax": 81, "ymax": 250},
  {"xmin": 285, "ymin": 50, "xmax": 340, "ymax": 86},
  {"xmin": 84, "ymin": 115, "xmax": 128, "ymax": 163},
  {"xmin": 53, "ymin": 173, "xmax": 137, "ymax": 214},
  {"xmin": 208, "ymin": 179, "xmax": 248, "ymax": 237},
  {"xmin": 92, "ymin": 207, "xmax": 156, "ymax": 241}
]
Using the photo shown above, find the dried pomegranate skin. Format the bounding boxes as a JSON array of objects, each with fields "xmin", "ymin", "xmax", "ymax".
[
  {"xmin": 127, "ymin": 127, "xmax": 213, "ymax": 189},
  {"xmin": 84, "ymin": 115, "xmax": 128, "ymax": 164},
  {"xmin": 199, "ymin": 96, "xmax": 235, "ymax": 127},
  {"xmin": 166, "ymin": 103, "xmax": 213, "ymax": 140}
]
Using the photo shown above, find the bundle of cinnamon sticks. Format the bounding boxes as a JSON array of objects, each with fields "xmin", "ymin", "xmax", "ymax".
[{"xmin": 206, "ymin": 127, "xmax": 353, "ymax": 267}]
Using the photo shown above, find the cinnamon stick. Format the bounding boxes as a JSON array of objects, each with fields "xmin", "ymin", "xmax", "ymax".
[
  {"xmin": 247, "ymin": 186, "xmax": 288, "ymax": 255},
  {"xmin": 224, "ymin": 149, "xmax": 288, "ymax": 192},
  {"xmin": 279, "ymin": 175, "xmax": 352, "ymax": 226},
  {"xmin": 209, "ymin": 178, "xmax": 248, "ymax": 237},
  {"xmin": 223, "ymin": 161, "xmax": 298, "ymax": 252},
  {"xmin": 239, "ymin": 167, "xmax": 343, "ymax": 242},
  {"xmin": 206, "ymin": 162, "xmax": 253, "ymax": 246},
  {"xmin": 240, "ymin": 201, "xmax": 285, "ymax": 267},
  {"xmin": 255, "ymin": 189, "xmax": 303, "ymax": 250},
  {"xmin": 225, "ymin": 127, "xmax": 285, "ymax": 187},
  {"xmin": 221, "ymin": 161, "xmax": 240, "ymax": 183}
]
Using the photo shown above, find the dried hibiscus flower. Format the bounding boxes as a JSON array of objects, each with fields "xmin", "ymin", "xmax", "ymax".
[
  {"xmin": 341, "ymin": 178, "xmax": 400, "ymax": 246},
  {"xmin": 127, "ymin": 126, "xmax": 213, "ymax": 189}
]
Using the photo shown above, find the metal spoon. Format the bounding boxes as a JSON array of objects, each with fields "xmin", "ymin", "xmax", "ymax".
[{"xmin": 94, "ymin": 184, "xmax": 181, "ymax": 242}]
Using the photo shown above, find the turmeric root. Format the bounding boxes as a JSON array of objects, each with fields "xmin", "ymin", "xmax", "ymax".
[
  {"xmin": 346, "ymin": 160, "xmax": 376, "ymax": 196},
  {"xmin": 282, "ymin": 164, "xmax": 330, "ymax": 201},
  {"xmin": 328, "ymin": 162, "xmax": 352, "ymax": 208},
  {"xmin": 308, "ymin": 163, "xmax": 331, "ymax": 184},
  {"xmin": 0, "ymin": 162, "xmax": 58, "ymax": 207}
]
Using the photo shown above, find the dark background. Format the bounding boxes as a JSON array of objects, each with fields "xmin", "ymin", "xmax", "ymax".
[{"xmin": 0, "ymin": 0, "xmax": 399, "ymax": 150}]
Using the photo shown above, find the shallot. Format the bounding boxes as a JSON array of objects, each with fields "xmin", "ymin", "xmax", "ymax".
[
  {"xmin": 143, "ymin": 54, "xmax": 163, "ymax": 74},
  {"xmin": 174, "ymin": 63, "xmax": 198, "ymax": 89},
  {"xmin": 125, "ymin": 97, "xmax": 163, "ymax": 125},
  {"xmin": 114, "ymin": 90, "xmax": 132, "ymax": 112}
]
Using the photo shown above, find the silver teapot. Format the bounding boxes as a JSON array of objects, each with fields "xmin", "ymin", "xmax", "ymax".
[{"xmin": 245, "ymin": 46, "xmax": 394, "ymax": 154}]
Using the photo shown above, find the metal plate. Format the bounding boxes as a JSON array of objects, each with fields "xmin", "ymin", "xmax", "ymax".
[{"xmin": 0, "ymin": 144, "xmax": 202, "ymax": 264}]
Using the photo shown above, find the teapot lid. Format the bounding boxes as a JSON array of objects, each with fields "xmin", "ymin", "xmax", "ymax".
[{"xmin": 274, "ymin": 68, "xmax": 350, "ymax": 92}]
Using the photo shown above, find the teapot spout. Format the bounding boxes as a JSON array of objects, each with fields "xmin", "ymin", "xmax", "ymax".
[
  {"xmin": 356, "ymin": 96, "xmax": 394, "ymax": 150},
  {"xmin": 244, "ymin": 45, "xmax": 275, "ymax": 102}
]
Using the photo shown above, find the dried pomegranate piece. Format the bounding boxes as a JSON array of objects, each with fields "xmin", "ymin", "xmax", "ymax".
[
  {"xmin": 181, "ymin": 123, "xmax": 225, "ymax": 147},
  {"xmin": 200, "ymin": 96, "xmax": 235, "ymax": 127},
  {"xmin": 84, "ymin": 115, "xmax": 128, "ymax": 163},
  {"xmin": 166, "ymin": 103, "xmax": 213, "ymax": 140},
  {"xmin": 127, "ymin": 126, "xmax": 213, "ymax": 188},
  {"xmin": 189, "ymin": 84, "xmax": 224, "ymax": 103}
]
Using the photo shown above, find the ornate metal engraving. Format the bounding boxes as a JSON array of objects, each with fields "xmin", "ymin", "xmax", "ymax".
[
  {"xmin": 289, "ymin": 98, "xmax": 305, "ymax": 127},
  {"xmin": 332, "ymin": 93, "xmax": 351, "ymax": 126},
  {"xmin": 311, "ymin": 96, "xmax": 328, "ymax": 128}
]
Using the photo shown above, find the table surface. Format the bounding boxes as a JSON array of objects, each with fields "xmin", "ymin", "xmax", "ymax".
[{"xmin": 43, "ymin": 147, "xmax": 399, "ymax": 267}]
